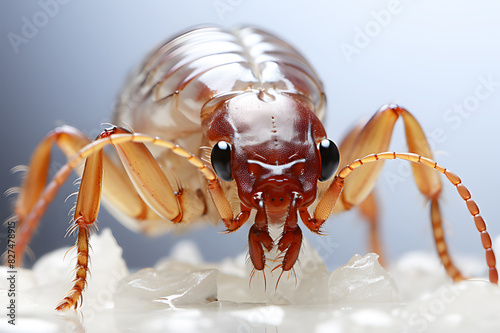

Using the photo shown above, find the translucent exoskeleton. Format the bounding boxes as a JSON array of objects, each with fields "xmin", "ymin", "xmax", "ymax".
[{"xmin": 7, "ymin": 26, "xmax": 498, "ymax": 310}]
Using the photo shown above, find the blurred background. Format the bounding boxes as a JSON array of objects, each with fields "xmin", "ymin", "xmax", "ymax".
[{"xmin": 1, "ymin": 0, "xmax": 500, "ymax": 273}]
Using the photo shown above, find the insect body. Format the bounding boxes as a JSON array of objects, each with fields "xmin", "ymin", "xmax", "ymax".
[
  {"xmin": 9, "ymin": 26, "xmax": 497, "ymax": 310},
  {"xmin": 115, "ymin": 26, "xmax": 335, "ymax": 274}
]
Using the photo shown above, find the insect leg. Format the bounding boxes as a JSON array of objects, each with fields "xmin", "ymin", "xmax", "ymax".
[
  {"xmin": 334, "ymin": 104, "xmax": 440, "ymax": 210},
  {"xmin": 9, "ymin": 126, "xmax": 159, "ymax": 265},
  {"xmin": 335, "ymin": 105, "xmax": 401, "ymax": 207},
  {"xmin": 106, "ymin": 130, "xmax": 272, "ymax": 273},
  {"xmin": 336, "ymin": 152, "xmax": 498, "ymax": 284},
  {"xmin": 330, "ymin": 104, "xmax": 463, "ymax": 281},
  {"xmin": 56, "ymin": 126, "xmax": 213, "ymax": 309},
  {"xmin": 398, "ymin": 108, "xmax": 460, "ymax": 280},
  {"xmin": 49, "ymin": 128, "xmax": 249, "ymax": 234},
  {"xmin": 332, "ymin": 120, "xmax": 384, "ymax": 261},
  {"xmin": 9, "ymin": 126, "xmax": 87, "ymax": 264},
  {"xmin": 56, "ymin": 145, "xmax": 103, "ymax": 310},
  {"xmin": 114, "ymin": 131, "xmax": 252, "ymax": 234},
  {"xmin": 11, "ymin": 126, "xmax": 212, "ymax": 309},
  {"xmin": 357, "ymin": 192, "xmax": 384, "ymax": 266},
  {"xmin": 20, "ymin": 128, "xmax": 272, "ymax": 305}
]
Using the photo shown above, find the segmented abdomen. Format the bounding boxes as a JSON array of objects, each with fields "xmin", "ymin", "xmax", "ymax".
[{"xmin": 114, "ymin": 26, "xmax": 325, "ymax": 144}]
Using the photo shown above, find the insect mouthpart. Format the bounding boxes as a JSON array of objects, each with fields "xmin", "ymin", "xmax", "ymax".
[{"xmin": 253, "ymin": 177, "xmax": 303, "ymax": 216}]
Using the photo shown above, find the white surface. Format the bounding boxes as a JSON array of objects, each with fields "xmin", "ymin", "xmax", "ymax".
[{"xmin": 1, "ymin": 229, "xmax": 499, "ymax": 332}]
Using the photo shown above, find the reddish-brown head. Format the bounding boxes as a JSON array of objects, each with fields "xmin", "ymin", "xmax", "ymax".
[{"xmin": 204, "ymin": 90, "xmax": 340, "ymax": 224}]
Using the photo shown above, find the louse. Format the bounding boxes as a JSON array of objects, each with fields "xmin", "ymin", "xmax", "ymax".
[{"xmin": 7, "ymin": 26, "xmax": 498, "ymax": 310}]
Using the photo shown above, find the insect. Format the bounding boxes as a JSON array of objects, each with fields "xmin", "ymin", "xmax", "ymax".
[{"xmin": 8, "ymin": 26, "xmax": 498, "ymax": 310}]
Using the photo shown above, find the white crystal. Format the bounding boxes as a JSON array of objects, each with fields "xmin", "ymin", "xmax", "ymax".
[
  {"xmin": 329, "ymin": 253, "xmax": 399, "ymax": 303},
  {"xmin": 114, "ymin": 266, "xmax": 218, "ymax": 310},
  {"xmin": 3, "ymin": 230, "xmax": 500, "ymax": 332}
]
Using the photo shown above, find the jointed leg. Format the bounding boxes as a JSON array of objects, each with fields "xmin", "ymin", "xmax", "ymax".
[
  {"xmin": 430, "ymin": 198, "xmax": 464, "ymax": 281},
  {"xmin": 336, "ymin": 104, "xmax": 440, "ymax": 208},
  {"xmin": 332, "ymin": 104, "xmax": 461, "ymax": 275},
  {"xmin": 11, "ymin": 126, "xmax": 160, "ymax": 265},
  {"xmin": 13, "ymin": 126, "xmax": 254, "ymax": 309},
  {"xmin": 358, "ymin": 192, "xmax": 385, "ymax": 266},
  {"xmin": 56, "ymin": 147, "xmax": 103, "ymax": 310},
  {"xmin": 52, "ymin": 127, "xmax": 213, "ymax": 309},
  {"xmin": 335, "ymin": 121, "xmax": 384, "ymax": 259},
  {"xmin": 12, "ymin": 126, "xmax": 88, "ymax": 265}
]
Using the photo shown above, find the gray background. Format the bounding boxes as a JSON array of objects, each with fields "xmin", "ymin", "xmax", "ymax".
[{"xmin": 1, "ymin": 0, "xmax": 500, "ymax": 272}]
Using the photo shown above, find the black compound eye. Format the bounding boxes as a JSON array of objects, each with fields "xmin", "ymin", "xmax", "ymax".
[
  {"xmin": 211, "ymin": 141, "xmax": 233, "ymax": 181},
  {"xmin": 318, "ymin": 139, "xmax": 340, "ymax": 182}
]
